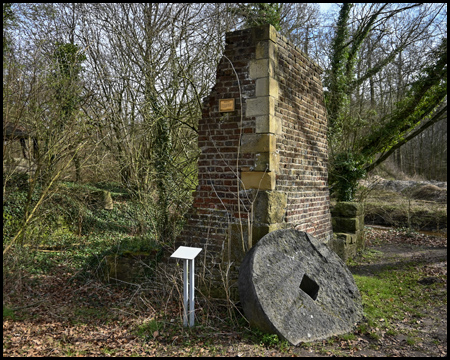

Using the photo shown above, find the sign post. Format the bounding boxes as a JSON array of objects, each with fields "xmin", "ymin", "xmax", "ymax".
[{"xmin": 170, "ymin": 246, "xmax": 202, "ymax": 327}]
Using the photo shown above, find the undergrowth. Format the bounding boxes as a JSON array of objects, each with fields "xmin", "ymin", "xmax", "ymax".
[{"xmin": 3, "ymin": 180, "xmax": 447, "ymax": 356}]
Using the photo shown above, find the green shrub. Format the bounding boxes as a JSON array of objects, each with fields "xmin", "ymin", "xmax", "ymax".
[{"xmin": 3, "ymin": 305, "xmax": 15, "ymax": 320}]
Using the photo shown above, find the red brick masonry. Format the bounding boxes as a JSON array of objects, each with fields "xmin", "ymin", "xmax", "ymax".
[{"xmin": 176, "ymin": 25, "xmax": 332, "ymax": 298}]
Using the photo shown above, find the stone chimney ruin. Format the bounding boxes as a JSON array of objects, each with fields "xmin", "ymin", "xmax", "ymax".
[{"xmin": 176, "ymin": 25, "xmax": 332, "ymax": 299}]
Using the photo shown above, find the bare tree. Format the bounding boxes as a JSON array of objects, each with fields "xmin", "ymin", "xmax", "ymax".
[
  {"xmin": 3, "ymin": 3, "xmax": 100, "ymax": 251},
  {"xmin": 323, "ymin": 3, "xmax": 447, "ymax": 200},
  {"xmin": 75, "ymin": 3, "xmax": 235, "ymax": 241}
]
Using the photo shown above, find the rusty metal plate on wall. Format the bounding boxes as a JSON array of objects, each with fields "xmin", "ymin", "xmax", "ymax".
[{"xmin": 219, "ymin": 98, "xmax": 235, "ymax": 112}]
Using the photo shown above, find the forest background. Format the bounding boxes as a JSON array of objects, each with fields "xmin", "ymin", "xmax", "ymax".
[{"xmin": 3, "ymin": 3, "xmax": 447, "ymax": 249}]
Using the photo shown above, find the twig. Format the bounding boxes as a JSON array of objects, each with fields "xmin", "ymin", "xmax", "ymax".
[{"xmin": 11, "ymin": 300, "xmax": 45, "ymax": 312}]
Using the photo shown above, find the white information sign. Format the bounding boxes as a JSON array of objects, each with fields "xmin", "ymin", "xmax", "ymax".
[{"xmin": 170, "ymin": 246, "xmax": 202, "ymax": 327}]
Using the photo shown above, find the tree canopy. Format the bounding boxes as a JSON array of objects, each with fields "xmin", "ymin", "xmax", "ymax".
[
  {"xmin": 323, "ymin": 3, "xmax": 447, "ymax": 201},
  {"xmin": 3, "ymin": 3, "xmax": 447, "ymax": 210}
]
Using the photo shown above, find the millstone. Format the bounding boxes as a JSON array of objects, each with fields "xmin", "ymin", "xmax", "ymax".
[{"xmin": 238, "ymin": 229, "xmax": 363, "ymax": 345}]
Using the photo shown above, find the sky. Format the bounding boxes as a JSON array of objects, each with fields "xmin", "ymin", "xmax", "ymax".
[{"xmin": 318, "ymin": 3, "xmax": 334, "ymax": 13}]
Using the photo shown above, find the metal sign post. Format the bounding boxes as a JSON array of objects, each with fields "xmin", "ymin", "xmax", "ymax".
[{"xmin": 170, "ymin": 246, "xmax": 202, "ymax": 327}]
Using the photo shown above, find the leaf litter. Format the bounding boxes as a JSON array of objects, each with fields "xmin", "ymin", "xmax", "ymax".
[{"xmin": 3, "ymin": 227, "xmax": 447, "ymax": 357}]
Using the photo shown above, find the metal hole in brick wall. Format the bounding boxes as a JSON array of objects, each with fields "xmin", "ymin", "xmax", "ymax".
[{"xmin": 299, "ymin": 273, "xmax": 319, "ymax": 300}]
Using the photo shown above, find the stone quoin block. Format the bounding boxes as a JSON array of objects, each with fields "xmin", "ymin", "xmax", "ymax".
[
  {"xmin": 249, "ymin": 59, "xmax": 276, "ymax": 79},
  {"xmin": 253, "ymin": 151, "xmax": 280, "ymax": 172},
  {"xmin": 240, "ymin": 133, "xmax": 276, "ymax": 153},
  {"xmin": 252, "ymin": 190, "xmax": 287, "ymax": 224},
  {"xmin": 241, "ymin": 171, "xmax": 276, "ymax": 191},
  {"xmin": 246, "ymin": 96, "xmax": 275, "ymax": 117},
  {"xmin": 329, "ymin": 202, "xmax": 366, "ymax": 261},
  {"xmin": 255, "ymin": 40, "xmax": 278, "ymax": 60},
  {"xmin": 251, "ymin": 24, "xmax": 278, "ymax": 42},
  {"xmin": 255, "ymin": 115, "xmax": 282, "ymax": 134},
  {"xmin": 255, "ymin": 77, "xmax": 279, "ymax": 98}
]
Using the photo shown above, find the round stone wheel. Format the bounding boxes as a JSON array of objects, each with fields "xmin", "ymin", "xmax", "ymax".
[{"xmin": 238, "ymin": 229, "xmax": 363, "ymax": 345}]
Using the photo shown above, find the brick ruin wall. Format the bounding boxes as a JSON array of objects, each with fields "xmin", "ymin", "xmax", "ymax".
[{"xmin": 176, "ymin": 25, "xmax": 332, "ymax": 299}]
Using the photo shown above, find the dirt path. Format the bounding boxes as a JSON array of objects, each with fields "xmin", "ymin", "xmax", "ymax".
[{"xmin": 349, "ymin": 243, "xmax": 447, "ymax": 277}]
